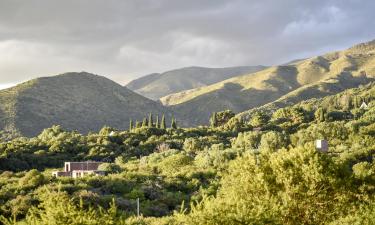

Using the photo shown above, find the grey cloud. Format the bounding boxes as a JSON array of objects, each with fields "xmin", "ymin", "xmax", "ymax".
[{"xmin": 0, "ymin": 0, "xmax": 374, "ymax": 86}]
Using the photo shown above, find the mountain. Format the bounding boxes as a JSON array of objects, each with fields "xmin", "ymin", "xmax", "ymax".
[
  {"xmin": 238, "ymin": 80, "xmax": 375, "ymax": 123},
  {"xmin": 0, "ymin": 72, "xmax": 173, "ymax": 138},
  {"xmin": 161, "ymin": 39, "xmax": 375, "ymax": 125},
  {"xmin": 126, "ymin": 66, "xmax": 267, "ymax": 100}
]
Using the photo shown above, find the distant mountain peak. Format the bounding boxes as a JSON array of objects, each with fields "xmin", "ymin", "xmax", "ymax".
[
  {"xmin": 126, "ymin": 65, "xmax": 267, "ymax": 100},
  {"xmin": 158, "ymin": 39, "xmax": 375, "ymax": 125},
  {"xmin": 0, "ymin": 72, "xmax": 173, "ymax": 138}
]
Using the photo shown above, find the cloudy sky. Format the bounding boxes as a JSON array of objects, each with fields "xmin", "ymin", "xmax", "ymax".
[{"xmin": 0, "ymin": 0, "xmax": 374, "ymax": 89}]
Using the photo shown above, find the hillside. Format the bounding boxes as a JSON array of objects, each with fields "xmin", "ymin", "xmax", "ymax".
[
  {"xmin": 126, "ymin": 66, "xmax": 267, "ymax": 100},
  {"xmin": 161, "ymin": 39, "xmax": 375, "ymax": 125},
  {"xmin": 0, "ymin": 72, "xmax": 173, "ymax": 138},
  {"xmin": 1, "ymin": 75, "xmax": 374, "ymax": 224}
]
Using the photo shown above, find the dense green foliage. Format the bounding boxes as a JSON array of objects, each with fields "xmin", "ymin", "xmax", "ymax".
[{"xmin": 0, "ymin": 83, "xmax": 374, "ymax": 224}]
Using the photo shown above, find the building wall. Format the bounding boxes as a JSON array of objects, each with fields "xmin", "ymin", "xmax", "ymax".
[{"xmin": 65, "ymin": 162, "xmax": 101, "ymax": 172}]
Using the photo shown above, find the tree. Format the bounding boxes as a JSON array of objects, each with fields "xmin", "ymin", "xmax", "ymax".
[
  {"xmin": 142, "ymin": 118, "xmax": 148, "ymax": 128},
  {"xmin": 183, "ymin": 137, "xmax": 205, "ymax": 154},
  {"xmin": 180, "ymin": 147, "xmax": 354, "ymax": 225},
  {"xmin": 272, "ymin": 107, "xmax": 309, "ymax": 124},
  {"xmin": 161, "ymin": 114, "xmax": 166, "ymax": 129},
  {"xmin": 215, "ymin": 110, "xmax": 235, "ymax": 126},
  {"xmin": 210, "ymin": 112, "xmax": 218, "ymax": 128},
  {"xmin": 314, "ymin": 108, "xmax": 326, "ymax": 122},
  {"xmin": 232, "ymin": 131, "xmax": 261, "ymax": 150},
  {"xmin": 129, "ymin": 119, "xmax": 133, "ymax": 131},
  {"xmin": 18, "ymin": 169, "xmax": 45, "ymax": 189},
  {"xmin": 148, "ymin": 113, "xmax": 153, "ymax": 128},
  {"xmin": 259, "ymin": 131, "xmax": 288, "ymax": 152},
  {"xmin": 171, "ymin": 116, "xmax": 177, "ymax": 129},
  {"xmin": 22, "ymin": 191, "xmax": 126, "ymax": 225},
  {"xmin": 155, "ymin": 115, "xmax": 160, "ymax": 128},
  {"xmin": 135, "ymin": 120, "xmax": 141, "ymax": 128},
  {"xmin": 98, "ymin": 163, "xmax": 121, "ymax": 173},
  {"xmin": 250, "ymin": 112, "xmax": 269, "ymax": 127}
]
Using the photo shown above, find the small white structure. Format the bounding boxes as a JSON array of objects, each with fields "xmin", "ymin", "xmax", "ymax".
[
  {"xmin": 360, "ymin": 102, "xmax": 369, "ymax": 110},
  {"xmin": 316, "ymin": 140, "xmax": 328, "ymax": 153},
  {"xmin": 52, "ymin": 161, "xmax": 105, "ymax": 178}
]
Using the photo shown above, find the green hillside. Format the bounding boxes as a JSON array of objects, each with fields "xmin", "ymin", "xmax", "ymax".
[
  {"xmin": 161, "ymin": 39, "xmax": 375, "ymax": 125},
  {"xmin": 126, "ymin": 66, "xmax": 267, "ymax": 100},
  {"xmin": 0, "ymin": 72, "xmax": 173, "ymax": 138},
  {"xmin": 0, "ymin": 81, "xmax": 374, "ymax": 224}
]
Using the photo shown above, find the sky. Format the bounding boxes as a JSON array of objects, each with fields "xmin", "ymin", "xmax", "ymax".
[{"xmin": 0, "ymin": 0, "xmax": 374, "ymax": 89}]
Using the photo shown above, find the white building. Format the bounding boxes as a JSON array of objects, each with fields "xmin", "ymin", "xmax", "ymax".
[
  {"xmin": 316, "ymin": 140, "xmax": 328, "ymax": 153},
  {"xmin": 52, "ymin": 161, "xmax": 105, "ymax": 178}
]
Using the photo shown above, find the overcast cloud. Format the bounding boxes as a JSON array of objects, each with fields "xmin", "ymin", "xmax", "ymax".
[{"xmin": 0, "ymin": 0, "xmax": 374, "ymax": 88}]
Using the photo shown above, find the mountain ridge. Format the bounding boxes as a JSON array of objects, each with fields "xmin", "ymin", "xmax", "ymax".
[
  {"xmin": 0, "ymin": 72, "xmax": 173, "ymax": 138},
  {"xmin": 160, "ymin": 39, "xmax": 375, "ymax": 125},
  {"xmin": 126, "ymin": 65, "xmax": 267, "ymax": 100}
]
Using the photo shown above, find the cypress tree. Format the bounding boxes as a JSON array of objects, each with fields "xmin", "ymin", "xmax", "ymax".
[
  {"xmin": 354, "ymin": 96, "xmax": 361, "ymax": 108},
  {"xmin": 155, "ymin": 115, "xmax": 159, "ymax": 128},
  {"xmin": 129, "ymin": 119, "xmax": 133, "ymax": 131},
  {"xmin": 135, "ymin": 120, "xmax": 141, "ymax": 128},
  {"xmin": 161, "ymin": 114, "xmax": 166, "ymax": 129},
  {"xmin": 314, "ymin": 108, "xmax": 326, "ymax": 122},
  {"xmin": 171, "ymin": 116, "xmax": 177, "ymax": 129},
  {"xmin": 142, "ymin": 117, "xmax": 148, "ymax": 127},
  {"xmin": 210, "ymin": 112, "xmax": 217, "ymax": 127},
  {"xmin": 148, "ymin": 113, "xmax": 153, "ymax": 127},
  {"xmin": 347, "ymin": 96, "xmax": 353, "ymax": 109}
]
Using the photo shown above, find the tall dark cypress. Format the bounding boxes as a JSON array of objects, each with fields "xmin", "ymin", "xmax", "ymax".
[
  {"xmin": 142, "ymin": 117, "xmax": 148, "ymax": 127},
  {"xmin": 155, "ymin": 115, "xmax": 159, "ymax": 128},
  {"xmin": 161, "ymin": 114, "xmax": 166, "ymax": 129},
  {"xmin": 148, "ymin": 113, "xmax": 153, "ymax": 127},
  {"xmin": 210, "ymin": 112, "xmax": 217, "ymax": 127},
  {"xmin": 135, "ymin": 120, "xmax": 141, "ymax": 128},
  {"xmin": 129, "ymin": 119, "xmax": 133, "ymax": 131},
  {"xmin": 171, "ymin": 116, "xmax": 177, "ymax": 129}
]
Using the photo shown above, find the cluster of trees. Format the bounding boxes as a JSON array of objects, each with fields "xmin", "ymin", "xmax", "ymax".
[
  {"xmin": 0, "ymin": 82, "xmax": 374, "ymax": 224},
  {"xmin": 129, "ymin": 114, "xmax": 177, "ymax": 131}
]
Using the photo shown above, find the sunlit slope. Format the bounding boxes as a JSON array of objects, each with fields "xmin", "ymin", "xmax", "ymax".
[
  {"xmin": 126, "ymin": 66, "xmax": 267, "ymax": 100},
  {"xmin": 161, "ymin": 39, "xmax": 375, "ymax": 125}
]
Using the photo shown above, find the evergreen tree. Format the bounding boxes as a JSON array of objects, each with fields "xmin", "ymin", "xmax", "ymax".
[
  {"xmin": 171, "ymin": 116, "xmax": 177, "ymax": 129},
  {"xmin": 347, "ymin": 96, "xmax": 353, "ymax": 109},
  {"xmin": 161, "ymin": 114, "xmax": 166, "ymax": 129},
  {"xmin": 155, "ymin": 115, "xmax": 159, "ymax": 128},
  {"xmin": 314, "ymin": 108, "xmax": 326, "ymax": 122},
  {"xmin": 135, "ymin": 120, "xmax": 141, "ymax": 128},
  {"xmin": 129, "ymin": 119, "xmax": 133, "ymax": 131},
  {"xmin": 142, "ymin": 117, "xmax": 148, "ymax": 127},
  {"xmin": 210, "ymin": 112, "xmax": 218, "ymax": 127},
  {"xmin": 353, "ymin": 96, "xmax": 362, "ymax": 108},
  {"xmin": 148, "ymin": 113, "xmax": 153, "ymax": 127}
]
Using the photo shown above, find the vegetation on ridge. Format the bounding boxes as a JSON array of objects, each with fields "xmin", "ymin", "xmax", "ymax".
[{"xmin": 0, "ymin": 82, "xmax": 374, "ymax": 224}]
